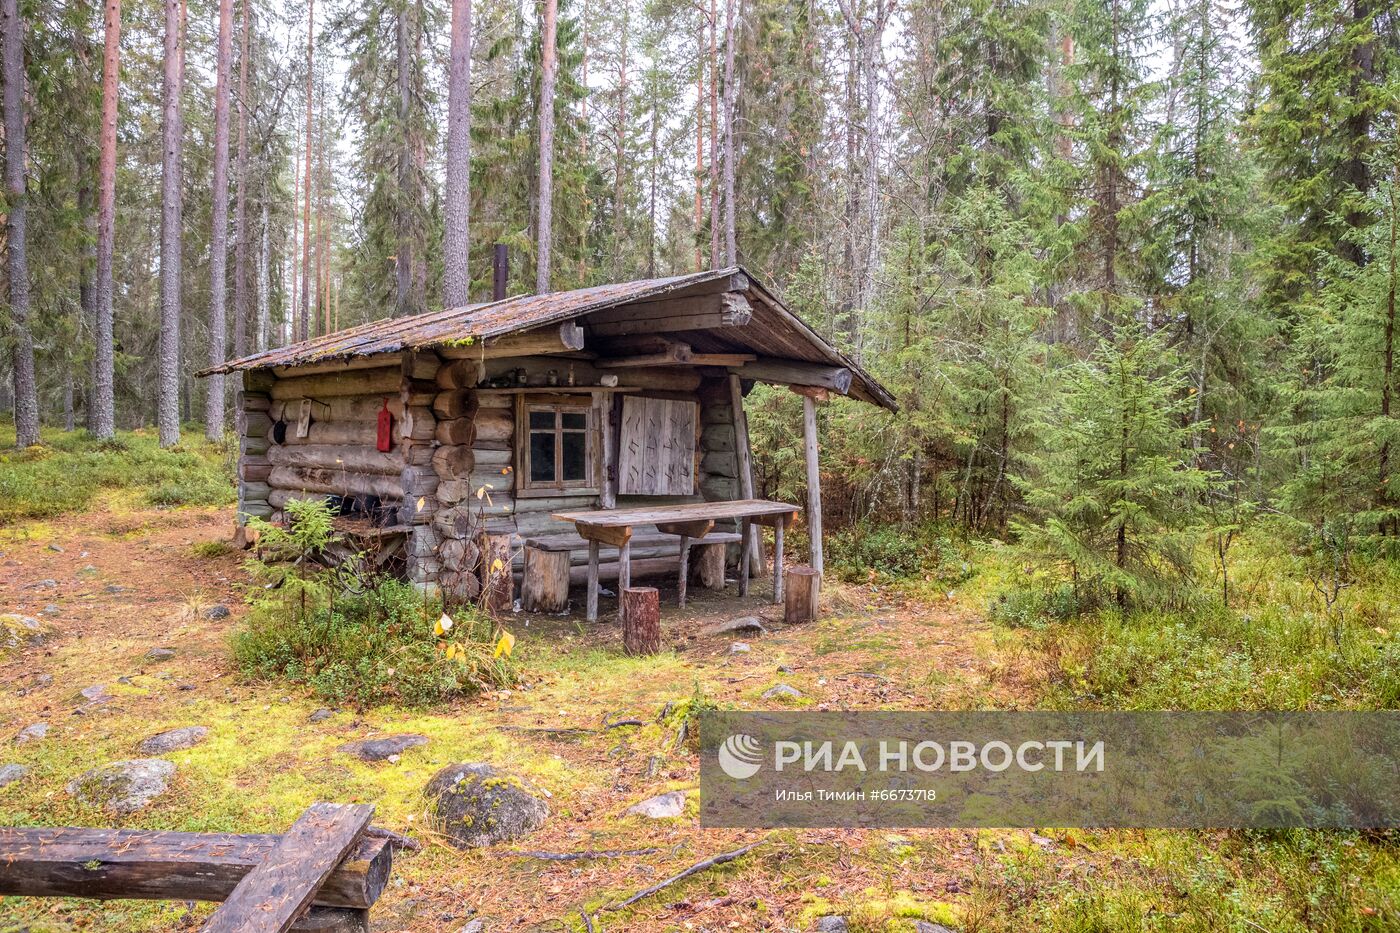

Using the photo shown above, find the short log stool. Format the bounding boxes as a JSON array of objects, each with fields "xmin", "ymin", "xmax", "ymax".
[
  {"xmin": 783, "ymin": 565, "xmax": 820, "ymax": 624},
  {"xmin": 621, "ymin": 587, "xmax": 661, "ymax": 655}
]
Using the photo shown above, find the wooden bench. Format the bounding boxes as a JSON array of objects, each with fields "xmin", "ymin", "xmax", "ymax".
[
  {"xmin": 521, "ymin": 530, "xmax": 741, "ymax": 613},
  {"xmin": 0, "ymin": 803, "xmax": 402, "ymax": 932}
]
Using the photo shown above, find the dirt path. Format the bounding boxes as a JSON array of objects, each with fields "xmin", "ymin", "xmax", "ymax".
[{"xmin": 0, "ymin": 501, "xmax": 1075, "ymax": 932}]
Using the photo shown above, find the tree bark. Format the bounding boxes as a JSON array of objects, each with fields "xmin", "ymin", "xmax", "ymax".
[
  {"xmin": 231, "ymin": 0, "xmax": 251, "ymax": 361},
  {"xmin": 257, "ymin": 192, "xmax": 271, "ymax": 349},
  {"xmin": 783, "ymin": 565, "xmax": 819, "ymax": 624},
  {"xmin": 721, "ymin": 0, "xmax": 736, "ymax": 266},
  {"xmin": 442, "ymin": 0, "xmax": 473, "ymax": 308},
  {"xmin": 707, "ymin": 0, "xmax": 719, "ymax": 268},
  {"xmin": 535, "ymin": 0, "xmax": 557, "ymax": 293},
  {"xmin": 157, "ymin": 0, "xmax": 185, "ymax": 449},
  {"xmin": 621, "ymin": 587, "xmax": 661, "ymax": 655},
  {"xmin": 612, "ymin": 0, "xmax": 628, "ymax": 278},
  {"xmin": 3, "ymin": 0, "xmax": 37, "ymax": 447},
  {"xmin": 205, "ymin": 0, "xmax": 234, "ymax": 440},
  {"xmin": 693, "ymin": 12, "xmax": 704, "ymax": 272},
  {"xmin": 301, "ymin": 0, "xmax": 314, "ymax": 338}
]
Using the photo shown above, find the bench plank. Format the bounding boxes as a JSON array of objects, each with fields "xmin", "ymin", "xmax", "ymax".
[
  {"xmin": 0, "ymin": 826, "xmax": 390, "ymax": 909},
  {"xmin": 525, "ymin": 531, "xmax": 740, "ymax": 552},
  {"xmin": 201, "ymin": 803, "xmax": 374, "ymax": 933}
]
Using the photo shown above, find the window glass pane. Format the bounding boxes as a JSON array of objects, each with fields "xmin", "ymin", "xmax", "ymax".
[
  {"xmin": 530, "ymin": 433, "xmax": 556, "ymax": 482},
  {"xmin": 561, "ymin": 411, "xmax": 587, "ymax": 430},
  {"xmin": 529, "ymin": 410, "xmax": 554, "ymax": 430},
  {"xmin": 561, "ymin": 432, "xmax": 587, "ymax": 481}
]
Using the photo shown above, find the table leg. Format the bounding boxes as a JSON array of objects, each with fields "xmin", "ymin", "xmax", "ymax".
[
  {"xmin": 773, "ymin": 520, "xmax": 784, "ymax": 604},
  {"xmin": 739, "ymin": 518, "xmax": 751, "ymax": 597},
  {"xmin": 586, "ymin": 540, "xmax": 600, "ymax": 622},
  {"xmin": 678, "ymin": 536, "xmax": 690, "ymax": 608},
  {"xmin": 617, "ymin": 537, "xmax": 632, "ymax": 622}
]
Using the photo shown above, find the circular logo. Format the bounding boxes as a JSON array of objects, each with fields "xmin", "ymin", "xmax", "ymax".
[{"xmin": 718, "ymin": 733, "xmax": 763, "ymax": 780}]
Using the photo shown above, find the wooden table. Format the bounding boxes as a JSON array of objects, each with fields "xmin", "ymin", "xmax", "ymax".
[{"xmin": 553, "ymin": 498, "xmax": 801, "ymax": 621}]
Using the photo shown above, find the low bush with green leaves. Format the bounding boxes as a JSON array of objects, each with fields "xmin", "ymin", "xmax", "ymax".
[
  {"xmin": 827, "ymin": 521, "xmax": 973, "ymax": 585},
  {"xmin": 0, "ymin": 423, "xmax": 234, "ymax": 523},
  {"xmin": 232, "ymin": 499, "xmax": 515, "ymax": 707}
]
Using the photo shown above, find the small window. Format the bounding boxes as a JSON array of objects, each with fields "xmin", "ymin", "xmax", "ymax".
[{"xmin": 519, "ymin": 399, "xmax": 596, "ymax": 496}]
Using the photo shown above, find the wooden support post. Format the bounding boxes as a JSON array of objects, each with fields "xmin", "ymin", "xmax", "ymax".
[
  {"xmin": 201, "ymin": 803, "xmax": 374, "ymax": 933},
  {"xmin": 677, "ymin": 537, "xmax": 690, "ymax": 608},
  {"xmin": 802, "ymin": 393, "xmax": 824, "ymax": 579},
  {"xmin": 597, "ymin": 391, "xmax": 617, "ymax": 509},
  {"xmin": 739, "ymin": 517, "xmax": 751, "ymax": 597},
  {"xmin": 773, "ymin": 520, "xmax": 784, "ymax": 604},
  {"xmin": 617, "ymin": 538, "xmax": 632, "ymax": 621},
  {"xmin": 621, "ymin": 587, "xmax": 661, "ymax": 655},
  {"xmin": 727, "ymin": 374, "xmax": 765, "ymax": 576},
  {"xmin": 586, "ymin": 540, "xmax": 600, "ymax": 622},
  {"xmin": 479, "ymin": 533, "xmax": 513, "ymax": 614},
  {"xmin": 522, "ymin": 546, "xmax": 569, "ymax": 613},
  {"xmin": 784, "ymin": 565, "xmax": 820, "ymax": 624}
]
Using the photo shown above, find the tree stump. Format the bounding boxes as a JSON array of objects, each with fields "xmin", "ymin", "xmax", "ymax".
[
  {"xmin": 479, "ymin": 533, "xmax": 514, "ymax": 614},
  {"xmin": 783, "ymin": 565, "xmax": 820, "ymax": 624},
  {"xmin": 621, "ymin": 587, "xmax": 661, "ymax": 656},
  {"xmin": 521, "ymin": 546, "xmax": 569, "ymax": 612},
  {"xmin": 689, "ymin": 541, "xmax": 727, "ymax": 591}
]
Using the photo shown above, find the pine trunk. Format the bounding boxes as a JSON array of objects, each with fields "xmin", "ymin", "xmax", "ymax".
[
  {"xmin": 2, "ymin": 0, "xmax": 37, "ymax": 448},
  {"xmin": 92, "ymin": 0, "xmax": 119, "ymax": 439},
  {"xmin": 231, "ymin": 0, "xmax": 251, "ymax": 361},
  {"xmin": 205, "ymin": 0, "xmax": 234, "ymax": 441},
  {"xmin": 535, "ymin": 0, "xmax": 557, "ymax": 293},
  {"xmin": 442, "ymin": 0, "xmax": 472, "ymax": 308},
  {"xmin": 707, "ymin": 0, "xmax": 719, "ymax": 269},
  {"xmin": 721, "ymin": 0, "xmax": 736, "ymax": 266},
  {"xmin": 613, "ymin": 1, "xmax": 627, "ymax": 278},
  {"xmin": 157, "ymin": 0, "xmax": 184, "ymax": 449},
  {"xmin": 301, "ymin": 0, "xmax": 314, "ymax": 338}
]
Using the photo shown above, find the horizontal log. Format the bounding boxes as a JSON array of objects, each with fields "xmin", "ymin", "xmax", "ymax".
[
  {"xmin": 404, "ymin": 442, "xmax": 435, "ymax": 467},
  {"xmin": 432, "ymin": 391, "xmax": 478, "ymax": 420},
  {"xmin": 238, "ymin": 502, "xmax": 274, "ymax": 520},
  {"xmin": 241, "ymin": 435, "xmax": 271, "ymax": 456},
  {"xmin": 474, "ymin": 447, "xmax": 513, "ymax": 467},
  {"xmin": 281, "ymin": 421, "xmax": 380, "ymax": 447},
  {"xmin": 402, "ymin": 350, "xmax": 440, "ymax": 381},
  {"xmin": 270, "ymin": 367, "xmax": 402, "ymax": 399},
  {"xmin": 269, "ymin": 444, "xmax": 403, "ymax": 475},
  {"xmin": 401, "ymin": 406, "xmax": 436, "ymax": 441},
  {"xmin": 242, "ymin": 369, "xmax": 276, "ymax": 392},
  {"xmin": 432, "ymin": 445, "xmax": 474, "ymax": 478},
  {"xmin": 0, "ymin": 826, "xmax": 390, "ymax": 909},
  {"xmin": 700, "ymin": 474, "xmax": 741, "ymax": 500},
  {"xmin": 438, "ymin": 470, "xmax": 515, "ymax": 504},
  {"xmin": 239, "ymin": 455, "xmax": 273, "ymax": 483},
  {"xmin": 274, "ymin": 396, "xmax": 405, "ymax": 423},
  {"xmin": 700, "ymin": 403, "xmax": 734, "ymax": 425},
  {"xmin": 238, "ymin": 392, "xmax": 271, "ymax": 412},
  {"xmin": 435, "ymin": 418, "xmax": 475, "ymax": 445},
  {"xmin": 700, "ymin": 422, "xmax": 736, "ymax": 452},
  {"xmin": 272, "ymin": 352, "xmax": 402, "ymax": 378},
  {"xmin": 475, "ymin": 408, "xmax": 513, "ymax": 442},
  {"xmin": 401, "ymin": 465, "xmax": 440, "ymax": 497},
  {"xmin": 435, "ymin": 358, "xmax": 485, "ymax": 390},
  {"xmin": 269, "ymin": 466, "xmax": 402, "ymax": 500},
  {"xmin": 731, "ymin": 358, "xmax": 853, "ymax": 395},
  {"xmin": 438, "ymin": 322, "xmax": 586, "ymax": 360},
  {"xmin": 567, "ymin": 556, "xmax": 679, "ymax": 585},
  {"xmin": 239, "ymin": 481, "xmax": 272, "ymax": 501},
  {"xmin": 245, "ymin": 411, "xmax": 272, "ymax": 438}
]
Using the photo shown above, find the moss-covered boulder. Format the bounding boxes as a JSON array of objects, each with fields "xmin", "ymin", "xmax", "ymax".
[
  {"xmin": 66, "ymin": 759, "xmax": 175, "ymax": 813},
  {"xmin": 424, "ymin": 763, "xmax": 549, "ymax": 849},
  {"xmin": 0, "ymin": 614, "xmax": 51, "ymax": 657}
]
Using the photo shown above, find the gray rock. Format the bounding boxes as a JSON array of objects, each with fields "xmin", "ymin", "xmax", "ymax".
[
  {"xmin": 79, "ymin": 565, "xmax": 98, "ymax": 575},
  {"xmin": 104, "ymin": 584, "xmax": 125, "ymax": 594},
  {"xmin": 80, "ymin": 684, "xmax": 109, "ymax": 701},
  {"xmin": 815, "ymin": 918, "xmax": 849, "ymax": 932},
  {"xmin": 41, "ymin": 605, "xmax": 60, "ymax": 616},
  {"xmin": 761, "ymin": 684, "xmax": 803, "ymax": 700},
  {"xmin": 146, "ymin": 647, "xmax": 176, "ymax": 661},
  {"xmin": 67, "ymin": 759, "xmax": 175, "ymax": 813},
  {"xmin": 34, "ymin": 579, "xmax": 58, "ymax": 589},
  {"xmin": 138, "ymin": 726, "xmax": 208, "ymax": 755},
  {"xmin": 308, "ymin": 708, "xmax": 335, "ymax": 723},
  {"xmin": 203, "ymin": 605, "xmax": 231, "ymax": 621},
  {"xmin": 0, "ymin": 763, "xmax": 29, "ymax": 787},
  {"xmin": 730, "ymin": 642, "xmax": 751, "ymax": 654},
  {"xmin": 702, "ymin": 616, "xmax": 769, "ymax": 636},
  {"xmin": 33, "ymin": 673, "xmax": 52, "ymax": 687},
  {"xmin": 339, "ymin": 734, "xmax": 428, "ymax": 762},
  {"xmin": 913, "ymin": 923, "xmax": 956, "ymax": 933},
  {"xmin": 625, "ymin": 790, "xmax": 687, "ymax": 819},
  {"xmin": 1, "ymin": 614, "xmax": 50, "ymax": 651},
  {"xmin": 459, "ymin": 921, "xmax": 485, "ymax": 933},
  {"xmin": 47, "ymin": 543, "xmax": 64, "ymax": 553},
  {"xmin": 15, "ymin": 722, "xmax": 48, "ymax": 744},
  {"xmin": 424, "ymin": 763, "xmax": 549, "ymax": 849}
]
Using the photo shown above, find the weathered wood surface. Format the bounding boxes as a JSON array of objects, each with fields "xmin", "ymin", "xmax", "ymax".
[
  {"xmin": 728, "ymin": 375, "xmax": 765, "ymax": 577},
  {"xmin": 279, "ymin": 421, "xmax": 380, "ymax": 447},
  {"xmin": 435, "ymin": 418, "xmax": 476, "ymax": 446},
  {"xmin": 586, "ymin": 292, "xmax": 752, "ymax": 337},
  {"xmin": 730, "ymin": 358, "xmax": 853, "ymax": 395},
  {"xmin": 437, "ymin": 322, "xmax": 585, "ymax": 360},
  {"xmin": 431, "ymin": 444, "xmax": 475, "ymax": 477},
  {"xmin": 291, "ymin": 908, "xmax": 369, "ymax": 932},
  {"xmin": 272, "ymin": 352, "xmax": 402, "ymax": 379},
  {"xmin": 522, "ymin": 547, "xmax": 570, "ymax": 612},
  {"xmin": 617, "ymin": 397, "xmax": 698, "ymax": 497},
  {"xmin": 479, "ymin": 533, "xmax": 514, "ymax": 614},
  {"xmin": 268, "ymin": 444, "xmax": 403, "ymax": 475},
  {"xmin": 269, "ymin": 368, "xmax": 401, "ymax": 399},
  {"xmin": 201, "ymin": 803, "xmax": 374, "ymax": 933},
  {"xmin": 432, "ymin": 390, "xmax": 479, "ymax": 420},
  {"xmin": 524, "ymin": 530, "xmax": 738, "ymax": 553},
  {"xmin": 802, "ymin": 394, "xmax": 824, "ymax": 577},
  {"xmin": 621, "ymin": 587, "xmax": 661, "ymax": 655},
  {"xmin": 690, "ymin": 540, "xmax": 727, "ymax": 590},
  {"xmin": 434, "ymin": 358, "xmax": 485, "ymax": 390},
  {"xmin": 0, "ymin": 825, "xmax": 390, "ymax": 909},
  {"xmin": 554, "ymin": 499, "xmax": 799, "ymax": 528},
  {"xmin": 784, "ymin": 565, "xmax": 820, "ymax": 624},
  {"xmin": 268, "ymin": 466, "xmax": 402, "ymax": 500}
]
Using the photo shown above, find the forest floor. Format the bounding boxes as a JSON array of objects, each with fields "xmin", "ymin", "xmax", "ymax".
[{"xmin": 0, "ymin": 488, "xmax": 1396, "ymax": 931}]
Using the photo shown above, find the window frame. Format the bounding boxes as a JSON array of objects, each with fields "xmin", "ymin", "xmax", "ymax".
[{"xmin": 515, "ymin": 395, "xmax": 599, "ymax": 498}]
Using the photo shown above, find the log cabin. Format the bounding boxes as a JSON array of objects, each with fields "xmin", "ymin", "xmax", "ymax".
[{"xmin": 199, "ymin": 267, "xmax": 895, "ymax": 612}]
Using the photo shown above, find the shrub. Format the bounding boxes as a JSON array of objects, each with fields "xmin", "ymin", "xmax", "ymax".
[
  {"xmin": 232, "ymin": 578, "xmax": 515, "ymax": 707},
  {"xmin": 988, "ymin": 583, "xmax": 1091, "ymax": 628},
  {"xmin": 827, "ymin": 522, "xmax": 972, "ymax": 585}
]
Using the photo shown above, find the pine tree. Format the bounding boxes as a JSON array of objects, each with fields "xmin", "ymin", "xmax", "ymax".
[{"xmin": 3, "ymin": 0, "xmax": 38, "ymax": 447}]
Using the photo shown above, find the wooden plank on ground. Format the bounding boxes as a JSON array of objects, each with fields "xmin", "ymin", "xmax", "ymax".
[
  {"xmin": 201, "ymin": 803, "xmax": 374, "ymax": 933},
  {"xmin": 0, "ymin": 826, "xmax": 390, "ymax": 909}
]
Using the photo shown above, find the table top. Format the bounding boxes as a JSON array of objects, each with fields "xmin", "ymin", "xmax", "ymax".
[{"xmin": 553, "ymin": 498, "xmax": 800, "ymax": 528}]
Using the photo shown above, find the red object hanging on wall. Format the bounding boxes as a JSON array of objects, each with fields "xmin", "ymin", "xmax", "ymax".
[{"xmin": 376, "ymin": 400, "xmax": 394, "ymax": 452}]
